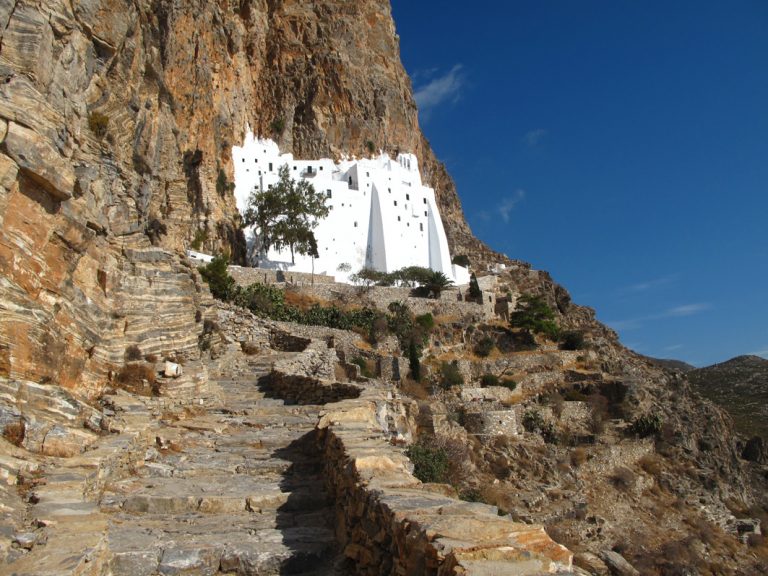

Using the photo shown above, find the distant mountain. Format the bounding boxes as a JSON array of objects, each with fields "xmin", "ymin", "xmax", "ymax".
[
  {"xmin": 688, "ymin": 355, "xmax": 768, "ymax": 439},
  {"xmin": 644, "ymin": 356, "xmax": 697, "ymax": 373}
]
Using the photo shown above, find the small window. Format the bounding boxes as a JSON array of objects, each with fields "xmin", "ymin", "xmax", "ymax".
[
  {"xmin": 423, "ymin": 198, "xmax": 427, "ymax": 204},
  {"xmin": 354, "ymin": 222, "xmax": 358, "ymax": 227},
  {"xmin": 241, "ymin": 158, "xmax": 245, "ymax": 163},
  {"xmin": 293, "ymin": 166, "xmax": 297, "ymax": 170},
  {"xmin": 397, "ymin": 216, "xmax": 401, "ymax": 221},
  {"xmin": 394, "ymin": 201, "xmax": 397, "ymax": 206},
  {"xmin": 406, "ymin": 194, "xmax": 410, "ymax": 200},
  {"xmin": 366, "ymin": 172, "xmax": 369, "ymax": 177},
  {"xmin": 419, "ymin": 223, "xmax": 423, "ymax": 231},
  {"xmin": 319, "ymin": 166, "xmax": 324, "ymax": 171},
  {"xmin": 388, "ymin": 188, "xmax": 391, "ymax": 193},
  {"xmin": 405, "ymin": 204, "xmax": 408, "ymax": 209},
  {"xmin": 326, "ymin": 190, "xmax": 332, "ymax": 198},
  {"xmin": 424, "ymin": 211, "xmax": 428, "ymax": 216},
  {"xmin": 254, "ymin": 158, "xmax": 258, "ymax": 163},
  {"xmin": 269, "ymin": 163, "xmax": 273, "ymax": 171}
]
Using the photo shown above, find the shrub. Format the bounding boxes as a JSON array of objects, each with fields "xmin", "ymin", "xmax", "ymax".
[
  {"xmin": 522, "ymin": 409, "xmax": 545, "ymax": 433},
  {"xmin": 570, "ymin": 447, "xmax": 588, "ymax": 467},
  {"xmin": 88, "ymin": 111, "xmax": 109, "ymax": 138},
  {"xmin": 499, "ymin": 378, "xmax": 517, "ymax": 391},
  {"xmin": 115, "ymin": 363, "xmax": 157, "ymax": 396},
  {"xmin": 406, "ymin": 440, "xmax": 449, "ymax": 483},
  {"xmin": 452, "ymin": 254, "xmax": 470, "ymax": 268},
  {"xmin": 2, "ymin": 418, "xmax": 25, "ymax": 447},
  {"xmin": 190, "ymin": 229, "xmax": 208, "ymax": 251},
  {"xmin": 351, "ymin": 356, "xmax": 374, "ymax": 378},
  {"xmin": 415, "ymin": 313, "xmax": 434, "ymax": 331},
  {"xmin": 216, "ymin": 168, "xmax": 234, "ymax": 196},
  {"xmin": 559, "ymin": 330, "xmax": 585, "ymax": 351},
  {"xmin": 124, "ymin": 345, "xmax": 142, "ymax": 361},
  {"xmin": 474, "ymin": 336, "xmax": 495, "ymax": 357},
  {"xmin": 439, "ymin": 361, "xmax": 464, "ymax": 389},
  {"xmin": 629, "ymin": 413, "xmax": 663, "ymax": 438},
  {"xmin": 270, "ymin": 117, "xmax": 285, "ymax": 135},
  {"xmin": 144, "ymin": 354, "xmax": 159, "ymax": 363},
  {"xmin": 199, "ymin": 255, "xmax": 237, "ymax": 301},
  {"xmin": 610, "ymin": 466, "xmax": 636, "ymax": 491},
  {"xmin": 365, "ymin": 140, "xmax": 375, "ymax": 154},
  {"xmin": 468, "ymin": 273, "xmax": 482, "ymax": 302},
  {"xmin": 241, "ymin": 342, "xmax": 260, "ymax": 355},
  {"xmin": 639, "ymin": 454, "xmax": 662, "ymax": 476},
  {"xmin": 480, "ymin": 373, "xmax": 499, "ymax": 387}
]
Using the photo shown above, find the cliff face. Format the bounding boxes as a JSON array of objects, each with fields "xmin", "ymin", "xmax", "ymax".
[{"xmin": 0, "ymin": 0, "xmax": 481, "ymax": 393}]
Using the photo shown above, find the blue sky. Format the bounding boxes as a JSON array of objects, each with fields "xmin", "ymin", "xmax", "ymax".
[{"xmin": 390, "ymin": 1, "xmax": 768, "ymax": 367}]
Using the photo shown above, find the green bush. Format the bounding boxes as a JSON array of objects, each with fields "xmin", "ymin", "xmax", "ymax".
[
  {"xmin": 628, "ymin": 413, "xmax": 663, "ymax": 438},
  {"xmin": 270, "ymin": 117, "xmax": 285, "ymax": 135},
  {"xmin": 88, "ymin": 111, "xmax": 109, "ymax": 138},
  {"xmin": 365, "ymin": 140, "xmax": 375, "ymax": 154},
  {"xmin": 199, "ymin": 255, "xmax": 237, "ymax": 301},
  {"xmin": 191, "ymin": 229, "xmax": 208, "ymax": 251},
  {"xmin": 560, "ymin": 330, "xmax": 585, "ymax": 351},
  {"xmin": 480, "ymin": 373, "xmax": 499, "ymax": 387},
  {"xmin": 474, "ymin": 336, "xmax": 495, "ymax": 357},
  {"xmin": 500, "ymin": 378, "xmax": 517, "ymax": 391},
  {"xmin": 216, "ymin": 168, "xmax": 234, "ymax": 196},
  {"xmin": 439, "ymin": 361, "xmax": 464, "ymax": 389},
  {"xmin": 522, "ymin": 409, "xmax": 545, "ymax": 433},
  {"xmin": 405, "ymin": 441, "xmax": 449, "ymax": 483},
  {"xmin": 415, "ymin": 312, "xmax": 435, "ymax": 331}
]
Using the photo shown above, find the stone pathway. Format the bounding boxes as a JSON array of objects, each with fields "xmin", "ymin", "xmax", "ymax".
[{"xmin": 4, "ymin": 349, "xmax": 345, "ymax": 575}]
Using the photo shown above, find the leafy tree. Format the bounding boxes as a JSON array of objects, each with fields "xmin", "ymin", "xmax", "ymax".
[
  {"xmin": 244, "ymin": 164, "xmax": 329, "ymax": 263},
  {"xmin": 510, "ymin": 294, "xmax": 559, "ymax": 340},
  {"xmin": 559, "ymin": 330, "xmax": 585, "ymax": 351},
  {"xmin": 199, "ymin": 255, "xmax": 237, "ymax": 301},
  {"xmin": 423, "ymin": 270, "xmax": 454, "ymax": 298}
]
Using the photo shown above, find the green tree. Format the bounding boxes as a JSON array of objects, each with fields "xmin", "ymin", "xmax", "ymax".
[
  {"xmin": 199, "ymin": 255, "xmax": 237, "ymax": 301},
  {"xmin": 468, "ymin": 273, "xmax": 482, "ymax": 302},
  {"xmin": 244, "ymin": 165, "xmax": 329, "ymax": 263},
  {"xmin": 423, "ymin": 270, "xmax": 454, "ymax": 298},
  {"xmin": 510, "ymin": 294, "xmax": 560, "ymax": 340}
]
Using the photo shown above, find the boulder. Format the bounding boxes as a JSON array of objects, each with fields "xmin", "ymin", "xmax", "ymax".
[
  {"xmin": 600, "ymin": 550, "xmax": 640, "ymax": 576},
  {"xmin": 2, "ymin": 122, "xmax": 74, "ymax": 200}
]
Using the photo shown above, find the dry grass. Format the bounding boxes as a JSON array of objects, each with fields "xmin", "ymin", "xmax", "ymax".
[
  {"xmin": 570, "ymin": 447, "xmax": 588, "ymax": 467},
  {"xmin": 115, "ymin": 363, "xmax": 157, "ymax": 396},
  {"xmin": 610, "ymin": 466, "xmax": 636, "ymax": 491},
  {"xmin": 2, "ymin": 419, "xmax": 25, "ymax": 447},
  {"xmin": 399, "ymin": 377, "xmax": 430, "ymax": 400},
  {"xmin": 638, "ymin": 454, "xmax": 663, "ymax": 477},
  {"xmin": 284, "ymin": 290, "xmax": 327, "ymax": 310},
  {"xmin": 240, "ymin": 342, "xmax": 260, "ymax": 355}
]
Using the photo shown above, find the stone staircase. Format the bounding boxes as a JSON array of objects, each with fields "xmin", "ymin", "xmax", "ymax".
[{"xmin": 3, "ymin": 351, "xmax": 345, "ymax": 575}]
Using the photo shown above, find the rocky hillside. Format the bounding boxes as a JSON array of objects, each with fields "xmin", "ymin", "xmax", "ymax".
[
  {"xmin": 1, "ymin": 1, "xmax": 767, "ymax": 574},
  {"xmin": 689, "ymin": 355, "xmax": 768, "ymax": 440},
  {"xmin": 644, "ymin": 356, "xmax": 696, "ymax": 373}
]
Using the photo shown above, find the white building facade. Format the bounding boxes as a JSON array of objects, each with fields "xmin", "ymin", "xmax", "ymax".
[{"xmin": 232, "ymin": 131, "xmax": 469, "ymax": 285}]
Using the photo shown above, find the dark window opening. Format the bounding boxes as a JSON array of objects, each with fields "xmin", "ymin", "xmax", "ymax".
[
  {"xmin": 420, "ymin": 223, "xmax": 423, "ymax": 231},
  {"xmin": 406, "ymin": 194, "xmax": 410, "ymax": 200},
  {"xmin": 424, "ymin": 211, "xmax": 428, "ymax": 216},
  {"xmin": 394, "ymin": 201, "xmax": 397, "ymax": 206},
  {"xmin": 397, "ymin": 216, "xmax": 401, "ymax": 221},
  {"xmin": 269, "ymin": 162, "xmax": 273, "ymax": 171}
]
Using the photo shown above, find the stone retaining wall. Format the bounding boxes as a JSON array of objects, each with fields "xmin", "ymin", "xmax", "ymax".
[
  {"xmin": 316, "ymin": 389, "xmax": 574, "ymax": 575},
  {"xmin": 228, "ymin": 266, "xmax": 337, "ymax": 286},
  {"xmin": 266, "ymin": 335, "xmax": 573, "ymax": 573}
]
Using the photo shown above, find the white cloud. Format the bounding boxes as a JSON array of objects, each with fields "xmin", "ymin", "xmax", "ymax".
[
  {"xmin": 665, "ymin": 303, "xmax": 711, "ymax": 317},
  {"xmin": 414, "ymin": 64, "xmax": 465, "ymax": 113},
  {"xmin": 624, "ymin": 275, "xmax": 677, "ymax": 293},
  {"xmin": 607, "ymin": 302, "xmax": 711, "ymax": 331},
  {"xmin": 498, "ymin": 189, "xmax": 526, "ymax": 223},
  {"xmin": 523, "ymin": 128, "xmax": 547, "ymax": 147},
  {"xmin": 664, "ymin": 344, "xmax": 684, "ymax": 352}
]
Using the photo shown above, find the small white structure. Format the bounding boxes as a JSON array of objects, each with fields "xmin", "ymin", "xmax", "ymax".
[
  {"xmin": 164, "ymin": 361, "xmax": 182, "ymax": 378},
  {"xmin": 232, "ymin": 131, "xmax": 469, "ymax": 285},
  {"xmin": 186, "ymin": 250, "xmax": 214, "ymax": 264}
]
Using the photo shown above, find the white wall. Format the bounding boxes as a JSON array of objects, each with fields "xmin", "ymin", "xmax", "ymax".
[{"xmin": 231, "ymin": 130, "xmax": 466, "ymax": 284}]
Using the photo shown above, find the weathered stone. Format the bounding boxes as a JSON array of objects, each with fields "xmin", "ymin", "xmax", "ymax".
[
  {"xmin": 2, "ymin": 122, "xmax": 73, "ymax": 200},
  {"xmin": 600, "ymin": 550, "xmax": 640, "ymax": 576},
  {"xmin": 164, "ymin": 361, "xmax": 182, "ymax": 378}
]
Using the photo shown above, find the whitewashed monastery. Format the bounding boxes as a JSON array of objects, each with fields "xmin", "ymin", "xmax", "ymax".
[{"xmin": 229, "ymin": 131, "xmax": 470, "ymax": 285}]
